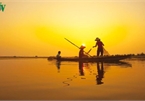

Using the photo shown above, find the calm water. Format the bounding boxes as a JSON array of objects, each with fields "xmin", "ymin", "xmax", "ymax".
[{"xmin": 0, "ymin": 58, "xmax": 145, "ymax": 100}]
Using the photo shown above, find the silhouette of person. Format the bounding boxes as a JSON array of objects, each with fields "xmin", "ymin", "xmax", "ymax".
[
  {"xmin": 93, "ymin": 37, "xmax": 104, "ymax": 56},
  {"xmin": 56, "ymin": 51, "xmax": 61, "ymax": 61},
  {"xmin": 96, "ymin": 62, "xmax": 104, "ymax": 85},
  {"xmin": 79, "ymin": 61, "xmax": 85, "ymax": 76},
  {"xmin": 79, "ymin": 44, "xmax": 86, "ymax": 59}
]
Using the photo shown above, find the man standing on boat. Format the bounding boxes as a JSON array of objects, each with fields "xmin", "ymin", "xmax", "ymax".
[{"xmin": 93, "ymin": 37, "xmax": 104, "ymax": 56}]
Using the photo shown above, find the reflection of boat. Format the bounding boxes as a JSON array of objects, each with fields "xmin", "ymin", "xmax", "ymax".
[
  {"xmin": 78, "ymin": 61, "xmax": 85, "ymax": 76},
  {"xmin": 48, "ymin": 55, "xmax": 131, "ymax": 62},
  {"xmin": 56, "ymin": 61, "xmax": 61, "ymax": 73},
  {"xmin": 104, "ymin": 61, "xmax": 132, "ymax": 68}
]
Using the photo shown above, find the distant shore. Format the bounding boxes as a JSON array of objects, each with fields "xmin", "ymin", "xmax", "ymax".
[
  {"xmin": 0, "ymin": 56, "xmax": 49, "ymax": 59},
  {"xmin": 0, "ymin": 54, "xmax": 145, "ymax": 59}
]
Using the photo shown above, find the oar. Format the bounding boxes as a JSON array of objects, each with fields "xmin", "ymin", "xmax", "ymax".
[
  {"xmin": 87, "ymin": 47, "xmax": 93, "ymax": 54},
  {"xmin": 64, "ymin": 38, "xmax": 92, "ymax": 57}
]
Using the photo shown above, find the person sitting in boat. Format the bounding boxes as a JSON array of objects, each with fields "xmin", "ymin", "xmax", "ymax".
[
  {"xmin": 56, "ymin": 51, "xmax": 61, "ymax": 61},
  {"xmin": 93, "ymin": 37, "xmax": 104, "ymax": 56},
  {"xmin": 79, "ymin": 44, "xmax": 88, "ymax": 58}
]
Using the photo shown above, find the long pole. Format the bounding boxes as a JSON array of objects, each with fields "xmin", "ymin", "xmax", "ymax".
[
  {"xmin": 64, "ymin": 38, "xmax": 80, "ymax": 49},
  {"xmin": 64, "ymin": 38, "xmax": 92, "ymax": 57}
]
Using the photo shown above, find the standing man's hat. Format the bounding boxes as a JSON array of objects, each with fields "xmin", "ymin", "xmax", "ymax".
[{"xmin": 95, "ymin": 37, "xmax": 100, "ymax": 41}]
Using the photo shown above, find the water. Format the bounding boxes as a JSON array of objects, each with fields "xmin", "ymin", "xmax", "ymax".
[{"xmin": 0, "ymin": 58, "xmax": 145, "ymax": 100}]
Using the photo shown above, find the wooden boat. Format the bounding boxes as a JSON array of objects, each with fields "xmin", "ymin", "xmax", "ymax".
[{"xmin": 48, "ymin": 55, "xmax": 131, "ymax": 62}]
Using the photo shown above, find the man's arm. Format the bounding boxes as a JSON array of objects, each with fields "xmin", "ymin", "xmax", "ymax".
[{"xmin": 93, "ymin": 42, "xmax": 97, "ymax": 48}]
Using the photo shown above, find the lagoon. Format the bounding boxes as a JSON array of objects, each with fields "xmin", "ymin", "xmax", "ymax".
[{"xmin": 0, "ymin": 58, "xmax": 145, "ymax": 100}]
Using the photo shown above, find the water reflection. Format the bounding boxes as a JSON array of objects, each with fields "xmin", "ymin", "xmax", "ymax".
[
  {"xmin": 78, "ymin": 61, "xmax": 105, "ymax": 85},
  {"xmin": 2, "ymin": 58, "xmax": 145, "ymax": 100},
  {"xmin": 96, "ymin": 62, "xmax": 104, "ymax": 85},
  {"xmin": 104, "ymin": 61, "xmax": 132, "ymax": 68},
  {"xmin": 55, "ymin": 60, "xmax": 132, "ymax": 86},
  {"xmin": 78, "ymin": 61, "xmax": 85, "ymax": 76},
  {"xmin": 56, "ymin": 60, "xmax": 61, "ymax": 73}
]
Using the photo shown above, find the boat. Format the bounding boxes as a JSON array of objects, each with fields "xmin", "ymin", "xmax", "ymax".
[{"xmin": 48, "ymin": 55, "xmax": 131, "ymax": 62}]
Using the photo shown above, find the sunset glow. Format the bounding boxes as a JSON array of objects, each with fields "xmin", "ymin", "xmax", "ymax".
[{"xmin": 0, "ymin": 0, "xmax": 145, "ymax": 56}]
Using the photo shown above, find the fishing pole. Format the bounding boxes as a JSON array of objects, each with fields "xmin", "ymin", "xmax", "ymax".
[{"xmin": 64, "ymin": 38, "xmax": 92, "ymax": 57}]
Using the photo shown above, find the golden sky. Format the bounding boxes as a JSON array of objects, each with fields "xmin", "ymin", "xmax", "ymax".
[{"xmin": 0, "ymin": 0, "xmax": 145, "ymax": 56}]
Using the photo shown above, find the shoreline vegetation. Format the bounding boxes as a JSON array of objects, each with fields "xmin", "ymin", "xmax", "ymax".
[{"xmin": 0, "ymin": 53, "xmax": 145, "ymax": 59}]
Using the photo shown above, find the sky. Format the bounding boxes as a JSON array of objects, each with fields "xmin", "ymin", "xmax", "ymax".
[{"xmin": 0, "ymin": 0, "xmax": 145, "ymax": 56}]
